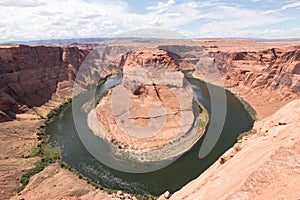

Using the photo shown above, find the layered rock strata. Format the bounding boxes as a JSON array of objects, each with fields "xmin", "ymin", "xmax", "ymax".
[
  {"xmin": 88, "ymin": 48, "xmax": 206, "ymax": 161},
  {"xmin": 165, "ymin": 99, "xmax": 300, "ymax": 200},
  {"xmin": 0, "ymin": 45, "xmax": 90, "ymax": 122}
]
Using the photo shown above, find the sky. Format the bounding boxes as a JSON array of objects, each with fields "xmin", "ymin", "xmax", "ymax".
[{"xmin": 0, "ymin": 0, "xmax": 300, "ymax": 42}]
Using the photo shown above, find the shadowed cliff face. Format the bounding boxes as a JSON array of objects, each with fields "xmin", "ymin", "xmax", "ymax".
[
  {"xmin": 1, "ymin": 43, "xmax": 299, "ymax": 122},
  {"xmin": 0, "ymin": 45, "xmax": 90, "ymax": 122}
]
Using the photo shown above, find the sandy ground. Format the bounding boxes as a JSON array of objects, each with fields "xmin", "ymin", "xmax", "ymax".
[
  {"xmin": 0, "ymin": 120, "xmax": 42, "ymax": 199},
  {"xmin": 11, "ymin": 164, "xmax": 110, "ymax": 200},
  {"xmin": 0, "ymin": 116, "xmax": 136, "ymax": 200}
]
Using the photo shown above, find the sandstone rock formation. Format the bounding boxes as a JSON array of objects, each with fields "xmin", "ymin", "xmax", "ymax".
[
  {"xmin": 167, "ymin": 99, "xmax": 300, "ymax": 200},
  {"xmin": 160, "ymin": 40, "xmax": 300, "ymax": 118},
  {"xmin": 88, "ymin": 48, "xmax": 205, "ymax": 161},
  {"xmin": 0, "ymin": 45, "xmax": 90, "ymax": 122},
  {"xmin": 0, "ymin": 119, "xmax": 42, "ymax": 199},
  {"xmin": 157, "ymin": 40, "xmax": 300, "ymax": 200},
  {"xmin": 112, "ymin": 47, "xmax": 194, "ymax": 71}
]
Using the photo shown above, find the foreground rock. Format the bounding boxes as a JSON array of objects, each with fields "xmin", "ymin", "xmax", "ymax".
[
  {"xmin": 11, "ymin": 163, "xmax": 136, "ymax": 200},
  {"xmin": 0, "ymin": 119, "xmax": 41, "ymax": 199},
  {"xmin": 163, "ymin": 99, "xmax": 300, "ymax": 200}
]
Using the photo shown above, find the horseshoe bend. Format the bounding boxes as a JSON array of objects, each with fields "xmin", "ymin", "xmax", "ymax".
[
  {"xmin": 0, "ymin": 39, "xmax": 300, "ymax": 200},
  {"xmin": 87, "ymin": 48, "xmax": 208, "ymax": 162}
]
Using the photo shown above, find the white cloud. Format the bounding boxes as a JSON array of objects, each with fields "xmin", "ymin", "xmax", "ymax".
[
  {"xmin": 146, "ymin": 0, "xmax": 175, "ymax": 11},
  {"xmin": 282, "ymin": 1, "xmax": 300, "ymax": 9},
  {"xmin": 0, "ymin": 0, "xmax": 134, "ymax": 41},
  {"xmin": 0, "ymin": 0, "xmax": 299, "ymax": 41},
  {"xmin": 263, "ymin": 1, "xmax": 300, "ymax": 14},
  {"xmin": 0, "ymin": 0, "xmax": 47, "ymax": 7}
]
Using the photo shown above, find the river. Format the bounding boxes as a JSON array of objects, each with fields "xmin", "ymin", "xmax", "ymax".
[{"xmin": 48, "ymin": 75, "xmax": 254, "ymax": 196}]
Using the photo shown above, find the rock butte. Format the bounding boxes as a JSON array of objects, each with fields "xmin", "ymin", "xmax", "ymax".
[
  {"xmin": 0, "ymin": 39, "xmax": 299, "ymax": 200},
  {"xmin": 88, "ymin": 48, "xmax": 205, "ymax": 161}
]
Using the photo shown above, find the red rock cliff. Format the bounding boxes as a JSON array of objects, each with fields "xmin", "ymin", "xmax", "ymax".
[{"xmin": 0, "ymin": 45, "xmax": 90, "ymax": 122}]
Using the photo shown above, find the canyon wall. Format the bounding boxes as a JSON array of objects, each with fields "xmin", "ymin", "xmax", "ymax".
[
  {"xmin": 160, "ymin": 42, "xmax": 300, "ymax": 118},
  {"xmin": 1, "ymin": 42, "xmax": 299, "ymax": 122},
  {"xmin": 0, "ymin": 45, "xmax": 90, "ymax": 122},
  {"xmin": 213, "ymin": 46, "xmax": 300, "ymax": 118},
  {"xmin": 213, "ymin": 47, "xmax": 300, "ymax": 92}
]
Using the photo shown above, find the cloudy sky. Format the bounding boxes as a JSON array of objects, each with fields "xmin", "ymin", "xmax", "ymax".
[{"xmin": 0, "ymin": 0, "xmax": 300, "ymax": 42}]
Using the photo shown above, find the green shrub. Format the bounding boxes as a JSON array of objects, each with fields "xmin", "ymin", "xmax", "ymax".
[{"xmin": 19, "ymin": 100, "xmax": 68, "ymax": 192}]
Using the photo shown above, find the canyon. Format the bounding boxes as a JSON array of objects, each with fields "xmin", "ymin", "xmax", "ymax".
[{"xmin": 0, "ymin": 39, "xmax": 299, "ymax": 200}]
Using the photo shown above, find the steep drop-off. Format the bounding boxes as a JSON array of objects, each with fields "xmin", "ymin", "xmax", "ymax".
[{"xmin": 0, "ymin": 45, "xmax": 90, "ymax": 122}]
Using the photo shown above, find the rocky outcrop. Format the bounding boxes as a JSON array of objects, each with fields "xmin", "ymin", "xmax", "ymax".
[
  {"xmin": 215, "ymin": 47, "xmax": 300, "ymax": 118},
  {"xmin": 157, "ymin": 40, "xmax": 300, "ymax": 200},
  {"xmin": 0, "ymin": 119, "xmax": 42, "ymax": 200},
  {"xmin": 112, "ymin": 48, "xmax": 194, "ymax": 71},
  {"xmin": 0, "ymin": 45, "xmax": 90, "ymax": 121},
  {"xmin": 89, "ymin": 48, "xmax": 205, "ymax": 161},
  {"xmin": 11, "ymin": 164, "xmax": 112, "ymax": 200}
]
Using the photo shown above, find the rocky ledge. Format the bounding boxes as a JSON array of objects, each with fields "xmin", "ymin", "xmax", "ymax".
[{"xmin": 88, "ymin": 48, "xmax": 208, "ymax": 161}]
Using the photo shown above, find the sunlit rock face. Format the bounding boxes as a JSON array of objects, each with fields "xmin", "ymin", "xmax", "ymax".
[{"xmin": 88, "ymin": 48, "xmax": 197, "ymax": 156}]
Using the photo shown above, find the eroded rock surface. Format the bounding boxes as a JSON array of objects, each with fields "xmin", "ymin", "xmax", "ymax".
[
  {"xmin": 0, "ymin": 45, "xmax": 90, "ymax": 121},
  {"xmin": 160, "ymin": 40, "xmax": 300, "ymax": 118},
  {"xmin": 89, "ymin": 48, "xmax": 200, "ymax": 159},
  {"xmin": 11, "ymin": 164, "xmax": 137, "ymax": 200},
  {"xmin": 167, "ymin": 99, "xmax": 300, "ymax": 200}
]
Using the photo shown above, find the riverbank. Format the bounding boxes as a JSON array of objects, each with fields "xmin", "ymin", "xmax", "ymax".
[
  {"xmin": 110, "ymin": 101, "xmax": 209, "ymax": 162},
  {"xmin": 49, "ymin": 70, "xmax": 253, "ymax": 196},
  {"xmin": 86, "ymin": 71, "xmax": 210, "ymax": 163},
  {"xmin": 12, "ymin": 99, "xmax": 155, "ymax": 200}
]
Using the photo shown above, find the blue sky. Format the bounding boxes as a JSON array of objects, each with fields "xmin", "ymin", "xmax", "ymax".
[{"xmin": 0, "ymin": 0, "xmax": 300, "ymax": 42}]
